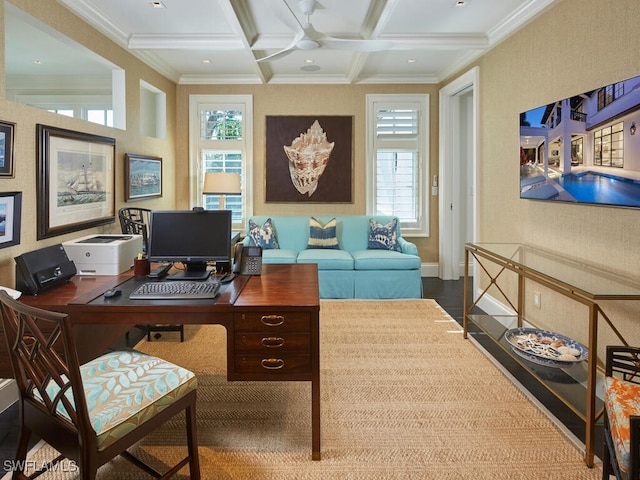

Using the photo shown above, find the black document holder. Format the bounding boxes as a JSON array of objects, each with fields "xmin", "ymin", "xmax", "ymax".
[{"xmin": 15, "ymin": 244, "xmax": 77, "ymax": 295}]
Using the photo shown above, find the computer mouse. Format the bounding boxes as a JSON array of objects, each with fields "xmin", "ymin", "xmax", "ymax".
[{"xmin": 104, "ymin": 288, "xmax": 122, "ymax": 299}]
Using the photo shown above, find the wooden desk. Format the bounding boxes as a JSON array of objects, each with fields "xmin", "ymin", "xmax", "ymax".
[{"xmin": 4, "ymin": 264, "xmax": 322, "ymax": 460}]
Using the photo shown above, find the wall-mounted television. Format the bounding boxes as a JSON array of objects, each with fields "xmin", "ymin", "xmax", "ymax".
[{"xmin": 520, "ymin": 73, "xmax": 640, "ymax": 208}]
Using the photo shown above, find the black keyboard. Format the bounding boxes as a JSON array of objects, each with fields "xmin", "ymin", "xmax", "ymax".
[{"xmin": 129, "ymin": 281, "xmax": 220, "ymax": 300}]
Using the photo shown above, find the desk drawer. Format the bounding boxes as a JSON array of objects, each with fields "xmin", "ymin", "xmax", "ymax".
[
  {"xmin": 235, "ymin": 333, "xmax": 310, "ymax": 353},
  {"xmin": 235, "ymin": 354, "xmax": 311, "ymax": 374},
  {"xmin": 235, "ymin": 312, "xmax": 310, "ymax": 333}
]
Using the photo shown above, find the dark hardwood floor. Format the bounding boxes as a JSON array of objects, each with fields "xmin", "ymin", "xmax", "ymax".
[
  {"xmin": 424, "ymin": 277, "xmax": 604, "ymax": 461},
  {"xmin": 0, "ymin": 278, "xmax": 602, "ymax": 467}
]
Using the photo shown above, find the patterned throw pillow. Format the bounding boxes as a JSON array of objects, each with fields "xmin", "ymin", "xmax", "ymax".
[
  {"xmin": 368, "ymin": 218, "xmax": 401, "ymax": 252},
  {"xmin": 307, "ymin": 217, "xmax": 339, "ymax": 249},
  {"xmin": 248, "ymin": 218, "xmax": 280, "ymax": 249}
]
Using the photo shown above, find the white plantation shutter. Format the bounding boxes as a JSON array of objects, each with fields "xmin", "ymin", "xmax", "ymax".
[
  {"xmin": 367, "ymin": 95, "xmax": 429, "ymax": 236},
  {"xmin": 189, "ymin": 95, "xmax": 253, "ymax": 229}
]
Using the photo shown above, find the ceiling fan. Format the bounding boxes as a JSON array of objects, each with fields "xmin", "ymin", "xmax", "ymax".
[{"xmin": 255, "ymin": 0, "xmax": 394, "ymax": 62}]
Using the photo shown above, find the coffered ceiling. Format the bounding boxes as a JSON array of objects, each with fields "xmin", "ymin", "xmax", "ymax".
[{"xmin": 51, "ymin": 0, "xmax": 556, "ymax": 84}]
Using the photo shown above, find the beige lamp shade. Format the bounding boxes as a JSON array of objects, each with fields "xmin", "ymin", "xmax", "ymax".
[{"xmin": 203, "ymin": 172, "xmax": 241, "ymax": 195}]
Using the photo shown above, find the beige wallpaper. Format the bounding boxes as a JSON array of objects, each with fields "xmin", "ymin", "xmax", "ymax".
[
  {"xmin": 175, "ymin": 83, "xmax": 441, "ymax": 261},
  {"xmin": 0, "ymin": 0, "xmax": 178, "ymax": 285},
  {"xmin": 465, "ymin": 0, "xmax": 640, "ymax": 352}
]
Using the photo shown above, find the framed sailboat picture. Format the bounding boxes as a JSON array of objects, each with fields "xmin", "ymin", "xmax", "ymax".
[
  {"xmin": 124, "ymin": 153, "xmax": 162, "ymax": 201},
  {"xmin": 36, "ymin": 124, "xmax": 116, "ymax": 239}
]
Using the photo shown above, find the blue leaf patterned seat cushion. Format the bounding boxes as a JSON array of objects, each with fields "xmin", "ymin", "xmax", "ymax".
[
  {"xmin": 368, "ymin": 218, "xmax": 402, "ymax": 252},
  {"xmin": 248, "ymin": 218, "xmax": 280, "ymax": 249},
  {"xmin": 34, "ymin": 350, "xmax": 197, "ymax": 451}
]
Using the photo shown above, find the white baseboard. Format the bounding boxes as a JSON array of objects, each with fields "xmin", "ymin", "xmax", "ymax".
[
  {"xmin": 421, "ymin": 263, "xmax": 440, "ymax": 277},
  {"xmin": 421, "ymin": 262, "xmax": 470, "ymax": 279},
  {"xmin": 475, "ymin": 289, "xmax": 516, "ymax": 318},
  {"xmin": 0, "ymin": 379, "xmax": 17, "ymax": 414}
]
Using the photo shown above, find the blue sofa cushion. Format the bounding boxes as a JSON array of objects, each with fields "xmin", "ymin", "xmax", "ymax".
[
  {"xmin": 368, "ymin": 218, "xmax": 401, "ymax": 252},
  {"xmin": 248, "ymin": 218, "xmax": 280, "ymax": 249},
  {"xmin": 352, "ymin": 249, "xmax": 421, "ymax": 270},
  {"xmin": 297, "ymin": 249, "xmax": 354, "ymax": 270},
  {"xmin": 307, "ymin": 217, "xmax": 339, "ymax": 249},
  {"xmin": 261, "ymin": 249, "xmax": 298, "ymax": 264}
]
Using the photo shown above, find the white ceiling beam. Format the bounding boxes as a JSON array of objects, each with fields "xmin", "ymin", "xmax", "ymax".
[
  {"xmin": 384, "ymin": 34, "xmax": 489, "ymax": 50},
  {"xmin": 128, "ymin": 34, "xmax": 244, "ymax": 50},
  {"xmin": 126, "ymin": 32, "xmax": 488, "ymax": 51},
  {"xmin": 217, "ymin": 0, "xmax": 270, "ymax": 83},
  {"xmin": 362, "ymin": 0, "xmax": 399, "ymax": 38}
]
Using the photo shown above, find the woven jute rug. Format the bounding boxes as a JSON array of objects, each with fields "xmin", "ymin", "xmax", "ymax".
[{"xmin": 13, "ymin": 299, "xmax": 602, "ymax": 479}]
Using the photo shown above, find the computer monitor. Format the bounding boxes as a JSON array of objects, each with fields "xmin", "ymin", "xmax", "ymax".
[{"xmin": 148, "ymin": 209, "xmax": 232, "ymax": 280}]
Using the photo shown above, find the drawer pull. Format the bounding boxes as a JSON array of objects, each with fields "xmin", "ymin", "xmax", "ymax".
[
  {"xmin": 261, "ymin": 336, "xmax": 285, "ymax": 348},
  {"xmin": 261, "ymin": 315, "xmax": 285, "ymax": 326},
  {"xmin": 261, "ymin": 358, "xmax": 285, "ymax": 370}
]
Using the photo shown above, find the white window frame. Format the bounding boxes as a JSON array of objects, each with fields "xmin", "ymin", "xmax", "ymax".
[
  {"xmin": 188, "ymin": 94, "xmax": 253, "ymax": 230},
  {"xmin": 366, "ymin": 94, "xmax": 429, "ymax": 237}
]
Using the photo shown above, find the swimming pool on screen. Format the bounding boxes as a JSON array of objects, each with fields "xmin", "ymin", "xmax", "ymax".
[{"xmin": 553, "ymin": 171, "xmax": 640, "ymax": 207}]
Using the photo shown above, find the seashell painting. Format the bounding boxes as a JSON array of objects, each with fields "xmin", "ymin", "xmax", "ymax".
[{"xmin": 283, "ymin": 120, "xmax": 335, "ymax": 196}]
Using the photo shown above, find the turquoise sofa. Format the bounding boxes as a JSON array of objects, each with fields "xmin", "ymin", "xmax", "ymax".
[{"xmin": 242, "ymin": 215, "xmax": 422, "ymax": 299}]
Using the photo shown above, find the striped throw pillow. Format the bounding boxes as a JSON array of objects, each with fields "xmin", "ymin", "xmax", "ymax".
[{"xmin": 307, "ymin": 217, "xmax": 339, "ymax": 249}]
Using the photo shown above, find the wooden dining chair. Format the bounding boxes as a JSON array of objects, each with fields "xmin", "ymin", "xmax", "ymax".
[
  {"xmin": 602, "ymin": 345, "xmax": 640, "ymax": 480},
  {"xmin": 0, "ymin": 290, "xmax": 200, "ymax": 480}
]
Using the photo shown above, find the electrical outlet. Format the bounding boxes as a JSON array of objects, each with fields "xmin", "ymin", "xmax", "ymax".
[{"xmin": 533, "ymin": 292, "xmax": 541, "ymax": 309}]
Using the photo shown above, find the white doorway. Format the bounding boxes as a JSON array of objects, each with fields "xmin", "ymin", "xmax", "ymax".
[{"xmin": 438, "ymin": 67, "xmax": 479, "ymax": 280}]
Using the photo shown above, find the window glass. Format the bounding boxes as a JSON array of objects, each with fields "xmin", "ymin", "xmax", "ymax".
[
  {"xmin": 189, "ymin": 95, "xmax": 253, "ymax": 230},
  {"xmin": 367, "ymin": 95, "xmax": 429, "ymax": 236}
]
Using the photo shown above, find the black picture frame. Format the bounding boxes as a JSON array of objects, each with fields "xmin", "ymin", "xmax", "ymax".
[
  {"xmin": 0, "ymin": 191, "xmax": 22, "ymax": 249},
  {"xmin": 124, "ymin": 153, "xmax": 162, "ymax": 201},
  {"xmin": 37, "ymin": 124, "xmax": 116, "ymax": 239},
  {"xmin": 0, "ymin": 120, "xmax": 16, "ymax": 178}
]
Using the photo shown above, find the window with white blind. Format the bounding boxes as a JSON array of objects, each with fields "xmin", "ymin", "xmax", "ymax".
[
  {"xmin": 366, "ymin": 94, "xmax": 429, "ymax": 236},
  {"xmin": 189, "ymin": 95, "xmax": 253, "ymax": 229}
]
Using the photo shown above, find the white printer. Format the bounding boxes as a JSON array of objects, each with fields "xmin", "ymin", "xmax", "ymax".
[{"xmin": 62, "ymin": 234, "xmax": 144, "ymax": 275}]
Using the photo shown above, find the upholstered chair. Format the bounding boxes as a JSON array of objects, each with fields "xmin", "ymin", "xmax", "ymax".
[
  {"xmin": 0, "ymin": 290, "xmax": 200, "ymax": 479},
  {"xmin": 602, "ymin": 345, "xmax": 640, "ymax": 480}
]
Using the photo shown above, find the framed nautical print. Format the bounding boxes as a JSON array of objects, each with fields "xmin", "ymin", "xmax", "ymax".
[
  {"xmin": 0, "ymin": 120, "xmax": 15, "ymax": 178},
  {"xmin": 0, "ymin": 191, "xmax": 22, "ymax": 249},
  {"xmin": 265, "ymin": 115, "xmax": 353, "ymax": 202},
  {"xmin": 36, "ymin": 124, "xmax": 115, "ymax": 239},
  {"xmin": 124, "ymin": 153, "xmax": 162, "ymax": 201}
]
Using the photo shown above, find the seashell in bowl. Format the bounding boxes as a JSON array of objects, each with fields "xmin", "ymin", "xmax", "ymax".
[{"xmin": 284, "ymin": 120, "xmax": 335, "ymax": 196}]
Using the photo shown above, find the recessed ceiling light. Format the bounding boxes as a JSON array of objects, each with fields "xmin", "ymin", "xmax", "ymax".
[
  {"xmin": 305, "ymin": 59, "xmax": 314, "ymax": 64},
  {"xmin": 300, "ymin": 64, "xmax": 321, "ymax": 72},
  {"xmin": 202, "ymin": 59, "xmax": 212, "ymax": 64},
  {"xmin": 407, "ymin": 58, "xmax": 417, "ymax": 63},
  {"xmin": 150, "ymin": 1, "xmax": 166, "ymax": 8},
  {"xmin": 454, "ymin": 1, "xmax": 468, "ymax": 6},
  {"xmin": 33, "ymin": 60, "xmax": 43, "ymax": 65}
]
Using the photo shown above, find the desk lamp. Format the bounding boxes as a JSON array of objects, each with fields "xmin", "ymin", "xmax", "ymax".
[{"xmin": 203, "ymin": 172, "xmax": 241, "ymax": 210}]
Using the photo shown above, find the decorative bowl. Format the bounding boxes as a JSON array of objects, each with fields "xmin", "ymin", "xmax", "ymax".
[{"xmin": 504, "ymin": 327, "xmax": 588, "ymax": 368}]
